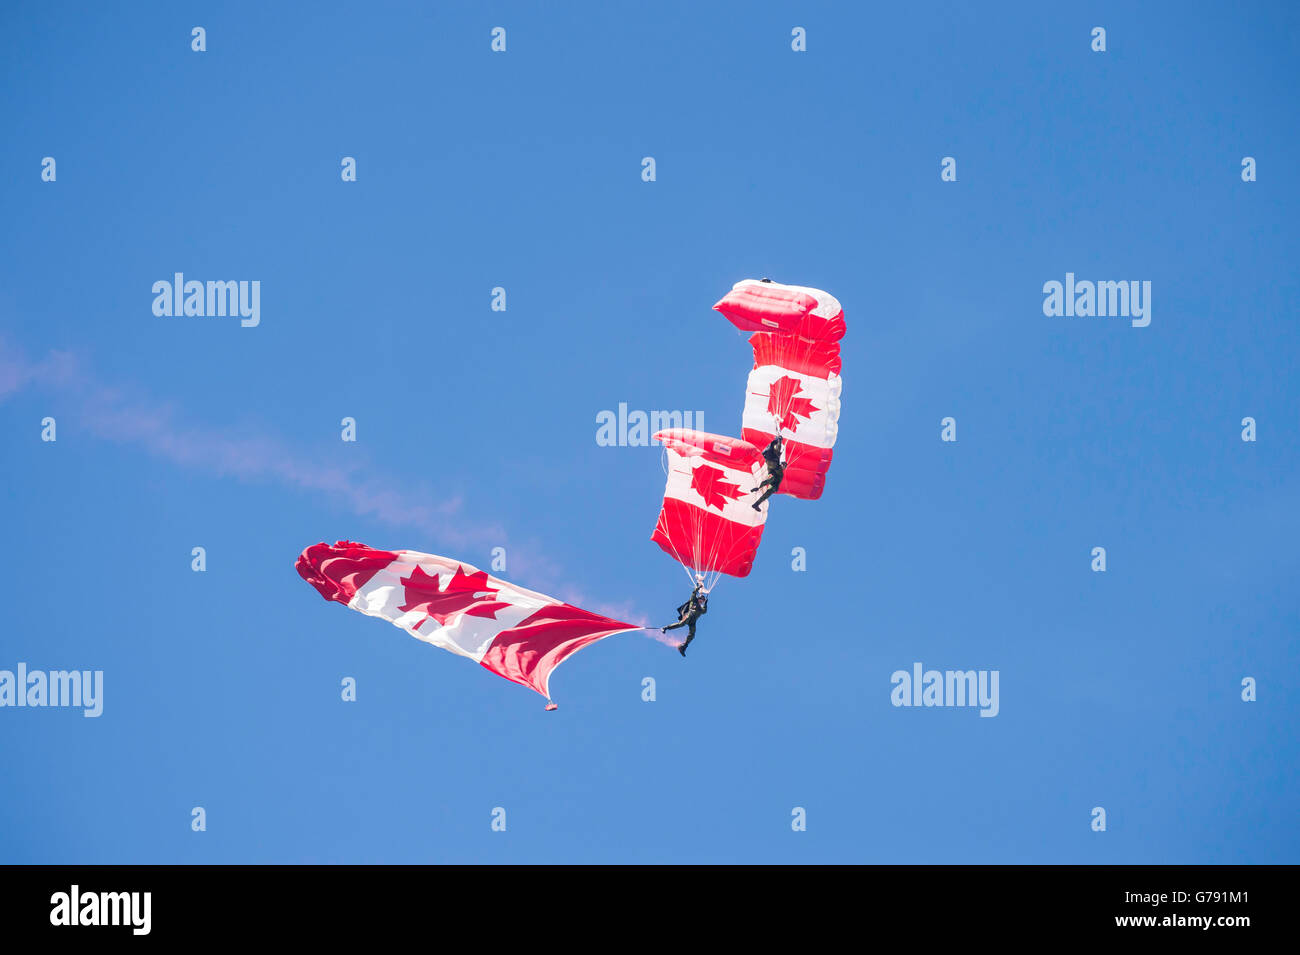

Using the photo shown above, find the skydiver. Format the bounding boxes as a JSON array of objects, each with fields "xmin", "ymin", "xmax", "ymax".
[
  {"xmin": 662, "ymin": 578, "xmax": 708, "ymax": 657},
  {"xmin": 751, "ymin": 434, "xmax": 785, "ymax": 510}
]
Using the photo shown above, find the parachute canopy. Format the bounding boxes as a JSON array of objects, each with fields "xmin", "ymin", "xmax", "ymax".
[
  {"xmin": 713, "ymin": 278, "xmax": 846, "ymax": 342},
  {"xmin": 651, "ymin": 429, "xmax": 768, "ymax": 583},
  {"xmin": 296, "ymin": 541, "xmax": 639, "ymax": 706},
  {"xmin": 717, "ymin": 279, "xmax": 846, "ymax": 500}
]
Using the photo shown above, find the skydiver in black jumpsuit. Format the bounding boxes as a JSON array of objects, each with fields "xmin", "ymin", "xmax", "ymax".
[
  {"xmin": 662, "ymin": 581, "xmax": 708, "ymax": 657},
  {"xmin": 751, "ymin": 434, "xmax": 785, "ymax": 510}
]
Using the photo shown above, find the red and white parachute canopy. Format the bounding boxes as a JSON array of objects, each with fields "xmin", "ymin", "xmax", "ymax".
[
  {"xmin": 714, "ymin": 279, "xmax": 845, "ymax": 500},
  {"xmin": 296, "ymin": 541, "xmax": 639, "ymax": 708},
  {"xmin": 650, "ymin": 428, "xmax": 768, "ymax": 589}
]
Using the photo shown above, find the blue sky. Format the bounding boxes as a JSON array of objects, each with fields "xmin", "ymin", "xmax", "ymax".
[{"xmin": 1, "ymin": 0, "xmax": 1297, "ymax": 863}]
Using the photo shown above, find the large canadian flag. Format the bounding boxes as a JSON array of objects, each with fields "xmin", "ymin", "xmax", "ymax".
[{"xmin": 296, "ymin": 541, "xmax": 639, "ymax": 707}]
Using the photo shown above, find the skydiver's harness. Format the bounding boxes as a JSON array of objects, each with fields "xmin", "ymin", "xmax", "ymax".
[
  {"xmin": 670, "ymin": 587, "xmax": 708, "ymax": 626},
  {"xmin": 679, "ymin": 589, "xmax": 707, "ymax": 622},
  {"xmin": 759, "ymin": 437, "xmax": 785, "ymax": 489}
]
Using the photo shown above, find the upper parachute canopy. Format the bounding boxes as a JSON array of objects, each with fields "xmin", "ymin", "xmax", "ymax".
[
  {"xmin": 748, "ymin": 330, "xmax": 843, "ymax": 378},
  {"xmin": 717, "ymin": 278, "xmax": 846, "ymax": 500},
  {"xmin": 714, "ymin": 279, "xmax": 846, "ymax": 343}
]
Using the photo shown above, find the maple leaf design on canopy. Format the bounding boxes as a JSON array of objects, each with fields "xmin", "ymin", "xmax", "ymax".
[
  {"xmin": 690, "ymin": 464, "xmax": 745, "ymax": 511},
  {"xmin": 399, "ymin": 565, "xmax": 512, "ymax": 628},
  {"xmin": 767, "ymin": 375, "xmax": 819, "ymax": 432}
]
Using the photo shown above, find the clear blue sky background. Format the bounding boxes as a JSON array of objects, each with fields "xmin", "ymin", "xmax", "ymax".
[{"xmin": 2, "ymin": 1, "xmax": 1296, "ymax": 863}]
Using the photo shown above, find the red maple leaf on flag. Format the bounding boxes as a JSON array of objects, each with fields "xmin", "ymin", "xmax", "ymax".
[
  {"xmin": 399, "ymin": 565, "xmax": 512, "ymax": 628},
  {"xmin": 767, "ymin": 375, "xmax": 819, "ymax": 432},
  {"xmin": 690, "ymin": 464, "xmax": 745, "ymax": 511}
]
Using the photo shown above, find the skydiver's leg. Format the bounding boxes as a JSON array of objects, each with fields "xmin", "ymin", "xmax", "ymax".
[
  {"xmin": 752, "ymin": 484, "xmax": 777, "ymax": 510},
  {"xmin": 677, "ymin": 619, "xmax": 697, "ymax": 657},
  {"xmin": 662, "ymin": 618, "xmax": 688, "ymax": 633}
]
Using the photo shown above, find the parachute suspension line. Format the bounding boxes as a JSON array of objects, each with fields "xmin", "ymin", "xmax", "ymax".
[
  {"xmin": 660, "ymin": 445, "xmax": 705, "ymax": 590},
  {"xmin": 668, "ymin": 444, "xmax": 731, "ymax": 596},
  {"xmin": 689, "ymin": 476, "xmax": 710, "ymax": 590},
  {"xmin": 697, "ymin": 449, "xmax": 730, "ymax": 595},
  {"xmin": 693, "ymin": 448, "xmax": 759, "ymax": 597}
]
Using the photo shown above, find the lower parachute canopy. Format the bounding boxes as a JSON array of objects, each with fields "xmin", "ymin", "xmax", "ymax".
[
  {"xmin": 651, "ymin": 429, "xmax": 768, "ymax": 581},
  {"xmin": 295, "ymin": 541, "xmax": 639, "ymax": 706}
]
